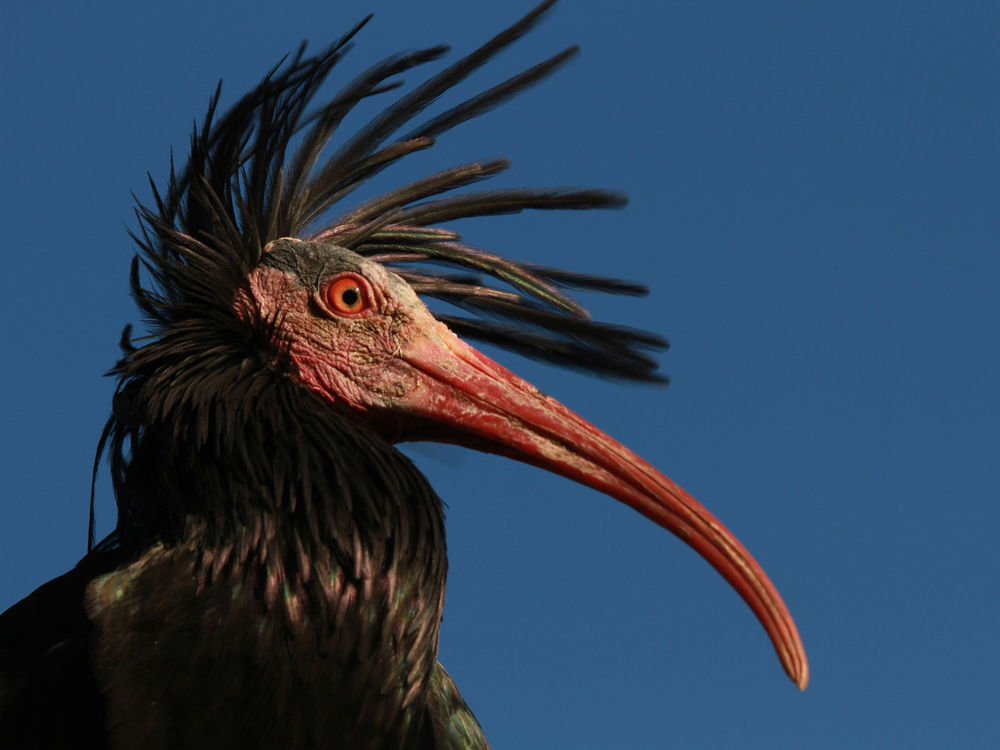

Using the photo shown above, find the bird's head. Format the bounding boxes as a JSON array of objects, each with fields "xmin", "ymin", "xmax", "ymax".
[
  {"xmin": 239, "ymin": 237, "xmax": 809, "ymax": 690},
  {"xmin": 239, "ymin": 238, "xmax": 430, "ymax": 424}
]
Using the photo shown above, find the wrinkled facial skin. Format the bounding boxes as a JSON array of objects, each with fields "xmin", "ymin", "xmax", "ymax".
[
  {"xmin": 236, "ymin": 240, "xmax": 809, "ymax": 689},
  {"xmin": 239, "ymin": 238, "xmax": 449, "ymax": 437}
]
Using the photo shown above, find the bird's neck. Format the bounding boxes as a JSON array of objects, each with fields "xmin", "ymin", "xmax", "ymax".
[{"xmin": 95, "ymin": 370, "xmax": 448, "ymax": 747}]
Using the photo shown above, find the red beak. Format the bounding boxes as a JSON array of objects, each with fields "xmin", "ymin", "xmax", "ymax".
[{"xmin": 390, "ymin": 321, "xmax": 808, "ymax": 689}]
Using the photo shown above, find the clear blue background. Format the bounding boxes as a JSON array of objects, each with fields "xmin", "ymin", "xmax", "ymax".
[{"xmin": 2, "ymin": 1, "xmax": 997, "ymax": 747}]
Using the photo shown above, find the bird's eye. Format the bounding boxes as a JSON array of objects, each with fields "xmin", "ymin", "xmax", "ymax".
[{"xmin": 323, "ymin": 274, "xmax": 370, "ymax": 316}]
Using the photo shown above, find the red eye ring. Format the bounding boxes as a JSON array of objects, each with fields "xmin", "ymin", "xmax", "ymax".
[{"xmin": 322, "ymin": 273, "xmax": 370, "ymax": 316}]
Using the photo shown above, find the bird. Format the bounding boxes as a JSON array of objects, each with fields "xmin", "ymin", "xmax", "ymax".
[{"xmin": 0, "ymin": 2, "xmax": 808, "ymax": 748}]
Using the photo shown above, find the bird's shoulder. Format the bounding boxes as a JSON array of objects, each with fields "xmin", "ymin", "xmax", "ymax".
[
  {"xmin": 421, "ymin": 661, "xmax": 490, "ymax": 750},
  {"xmin": 0, "ymin": 547, "xmax": 124, "ymax": 748}
]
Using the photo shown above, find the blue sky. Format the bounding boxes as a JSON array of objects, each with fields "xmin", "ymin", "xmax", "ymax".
[{"xmin": 1, "ymin": 1, "xmax": 997, "ymax": 747}]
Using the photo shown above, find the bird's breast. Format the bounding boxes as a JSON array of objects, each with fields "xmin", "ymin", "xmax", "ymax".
[{"xmin": 85, "ymin": 510, "xmax": 446, "ymax": 749}]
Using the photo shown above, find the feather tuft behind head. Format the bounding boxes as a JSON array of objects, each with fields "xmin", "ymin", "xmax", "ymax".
[{"xmin": 127, "ymin": 0, "xmax": 667, "ymax": 386}]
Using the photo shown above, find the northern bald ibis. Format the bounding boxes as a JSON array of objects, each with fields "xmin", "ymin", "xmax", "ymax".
[{"xmin": 0, "ymin": 2, "xmax": 807, "ymax": 747}]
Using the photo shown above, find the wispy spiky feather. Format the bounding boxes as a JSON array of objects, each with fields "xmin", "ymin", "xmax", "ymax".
[{"xmin": 126, "ymin": 0, "xmax": 666, "ymax": 388}]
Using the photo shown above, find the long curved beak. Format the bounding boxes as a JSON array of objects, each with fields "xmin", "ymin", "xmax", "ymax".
[{"xmin": 390, "ymin": 321, "xmax": 808, "ymax": 690}]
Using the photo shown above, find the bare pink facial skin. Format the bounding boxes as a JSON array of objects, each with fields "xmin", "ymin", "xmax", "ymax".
[{"xmin": 237, "ymin": 238, "xmax": 808, "ymax": 689}]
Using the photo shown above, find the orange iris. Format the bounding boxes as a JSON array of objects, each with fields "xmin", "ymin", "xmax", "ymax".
[{"xmin": 325, "ymin": 275, "xmax": 368, "ymax": 315}]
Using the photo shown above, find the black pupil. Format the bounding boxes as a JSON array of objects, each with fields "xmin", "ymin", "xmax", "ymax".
[{"xmin": 340, "ymin": 287, "xmax": 360, "ymax": 307}]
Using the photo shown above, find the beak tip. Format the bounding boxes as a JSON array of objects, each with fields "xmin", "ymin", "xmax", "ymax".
[{"xmin": 788, "ymin": 654, "xmax": 809, "ymax": 691}]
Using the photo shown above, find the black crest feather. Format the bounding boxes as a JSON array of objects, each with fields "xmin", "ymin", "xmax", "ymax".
[{"xmin": 126, "ymin": 0, "xmax": 667, "ymax": 386}]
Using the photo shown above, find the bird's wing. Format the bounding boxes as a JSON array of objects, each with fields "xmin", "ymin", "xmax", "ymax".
[
  {"xmin": 421, "ymin": 661, "xmax": 490, "ymax": 750},
  {"xmin": 0, "ymin": 551, "xmax": 121, "ymax": 748}
]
